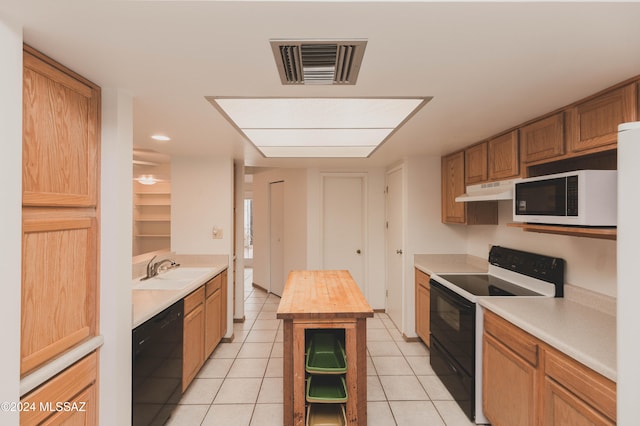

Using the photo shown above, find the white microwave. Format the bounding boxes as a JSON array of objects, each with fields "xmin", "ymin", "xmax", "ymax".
[{"xmin": 513, "ymin": 170, "xmax": 617, "ymax": 226}]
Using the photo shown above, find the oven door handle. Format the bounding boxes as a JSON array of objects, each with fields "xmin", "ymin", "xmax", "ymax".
[{"xmin": 430, "ymin": 279, "xmax": 475, "ymax": 310}]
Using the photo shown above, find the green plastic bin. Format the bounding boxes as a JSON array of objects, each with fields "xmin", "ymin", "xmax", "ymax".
[
  {"xmin": 306, "ymin": 375, "xmax": 348, "ymax": 404},
  {"xmin": 306, "ymin": 332, "xmax": 347, "ymax": 374},
  {"xmin": 306, "ymin": 403, "xmax": 346, "ymax": 426}
]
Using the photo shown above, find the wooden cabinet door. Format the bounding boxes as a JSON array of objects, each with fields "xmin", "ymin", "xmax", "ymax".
[
  {"xmin": 520, "ymin": 113, "xmax": 565, "ymax": 163},
  {"xmin": 483, "ymin": 311, "xmax": 539, "ymax": 426},
  {"xmin": 543, "ymin": 378, "xmax": 614, "ymax": 426},
  {"xmin": 488, "ymin": 130, "xmax": 520, "ymax": 180},
  {"xmin": 567, "ymin": 83, "xmax": 637, "ymax": 153},
  {"xmin": 544, "ymin": 348, "xmax": 616, "ymax": 423},
  {"xmin": 183, "ymin": 288, "xmax": 205, "ymax": 391},
  {"xmin": 22, "ymin": 48, "xmax": 100, "ymax": 207},
  {"xmin": 441, "ymin": 151, "xmax": 466, "ymax": 224},
  {"xmin": 220, "ymin": 270, "xmax": 228, "ymax": 340},
  {"xmin": 40, "ymin": 383, "xmax": 97, "ymax": 426},
  {"xmin": 21, "ymin": 352, "xmax": 97, "ymax": 425},
  {"xmin": 21, "ymin": 212, "xmax": 97, "ymax": 375},
  {"xmin": 205, "ymin": 289, "xmax": 222, "ymax": 358},
  {"xmin": 414, "ymin": 269, "xmax": 430, "ymax": 346},
  {"xmin": 465, "ymin": 142, "xmax": 488, "ymax": 185},
  {"xmin": 483, "ymin": 332, "xmax": 537, "ymax": 426}
]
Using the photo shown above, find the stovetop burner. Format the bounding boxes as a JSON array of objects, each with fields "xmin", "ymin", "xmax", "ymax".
[{"xmin": 436, "ymin": 274, "xmax": 543, "ymax": 297}]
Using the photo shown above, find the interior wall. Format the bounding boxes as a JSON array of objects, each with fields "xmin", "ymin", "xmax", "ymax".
[
  {"xmin": 403, "ymin": 155, "xmax": 468, "ymax": 335},
  {"xmin": 171, "ymin": 155, "xmax": 234, "ymax": 336},
  {"xmin": 99, "ymin": 89, "xmax": 133, "ymax": 425},
  {"xmin": 171, "ymin": 156, "xmax": 233, "ymax": 255},
  {"xmin": 0, "ymin": 17, "xmax": 22, "ymax": 424},
  {"xmin": 252, "ymin": 168, "xmax": 308, "ymax": 291},
  {"xmin": 466, "ymin": 202, "xmax": 617, "ymax": 298}
]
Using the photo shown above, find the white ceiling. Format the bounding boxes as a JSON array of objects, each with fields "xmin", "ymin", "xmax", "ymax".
[{"xmin": 4, "ymin": 1, "xmax": 640, "ymax": 169}]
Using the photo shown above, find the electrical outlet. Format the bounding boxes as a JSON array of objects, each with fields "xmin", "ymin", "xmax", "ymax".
[{"xmin": 212, "ymin": 227, "xmax": 223, "ymax": 239}]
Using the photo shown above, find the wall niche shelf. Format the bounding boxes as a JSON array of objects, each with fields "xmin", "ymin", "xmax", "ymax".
[
  {"xmin": 133, "ymin": 181, "xmax": 171, "ymax": 255},
  {"xmin": 507, "ymin": 223, "xmax": 617, "ymax": 240}
]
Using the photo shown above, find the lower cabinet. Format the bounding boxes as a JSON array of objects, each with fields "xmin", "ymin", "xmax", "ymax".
[
  {"xmin": 183, "ymin": 287, "xmax": 205, "ymax": 391},
  {"xmin": 414, "ymin": 269, "xmax": 430, "ymax": 346},
  {"xmin": 483, "ymin": 329, "xmax": 537, "ymax": 426},
  {"xmin": 183, "ymin": 269, "xmax": 228, "ymax": 391},
  {"xmin": 204, "ymin": 275, "xmax": 223, "ymax": 357},
  {"xmin": 483, "ymin": 310, "xmax": 616, "ymax": 425},
  {"xmin": 21, "ymin": 352, "xmax": 98, "ymax": 425}
]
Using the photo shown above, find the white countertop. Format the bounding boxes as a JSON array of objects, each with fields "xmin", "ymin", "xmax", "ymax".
[
  {"xmin": 479, "ymin": 297, "xmax": 616, "ymax": 382},
  {"xmin": 132, "ymin": 263, "xmax": 228, "ymax": 328},
  {"xmin": 414, "ymin": 253, "xmax": 488, "ymax": 275}
]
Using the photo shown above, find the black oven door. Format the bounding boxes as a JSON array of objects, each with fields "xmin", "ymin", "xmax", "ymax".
[{"xmin": 429, "ymin": 279, "xmax": 475, "ymax": 376}]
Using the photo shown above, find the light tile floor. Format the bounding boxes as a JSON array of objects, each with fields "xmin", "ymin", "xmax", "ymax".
[{"xmin": 167, "ymin": 269, "xmax": 474, "ymax": 426}]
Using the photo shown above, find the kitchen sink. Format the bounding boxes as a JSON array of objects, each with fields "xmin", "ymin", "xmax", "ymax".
[{"xmin": 133, "ymin": 267, "xmax": 215, "ymax": 291}]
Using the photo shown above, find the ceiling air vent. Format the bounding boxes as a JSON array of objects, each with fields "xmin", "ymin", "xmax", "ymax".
[{"xmin": 271, "ymin": 39, "xmax": 367, "ymax": 85}]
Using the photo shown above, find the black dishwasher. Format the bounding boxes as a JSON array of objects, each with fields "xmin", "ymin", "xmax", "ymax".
[{"xmin": 132, "ymin": 299, "xmax": 183, "ymax": 426}]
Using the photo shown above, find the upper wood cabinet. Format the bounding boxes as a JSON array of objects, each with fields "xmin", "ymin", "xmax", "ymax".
[
  {"xmin": 21, "ymin": 46, "xmax": 100, "ymax": 378},
  {"xmin": 22, "ymin": 47, "xmax": 100, "ymax": 207},
  {"xmin": 442, "ymin": 151, "xmax": 466, "ymax": 224},
  {"xmin": 442, "ymin": 151, "xmax": 498, "ymax": 225},
  {"xmin": 488, "ymin": 130, "xmax": 520, "ymax": 180},
  {"xmin": 465, "ymin": 142, "xmax": 488, "ymax": 185},
  {"xmin": 520, "ymin": 113, "xmax": 565, "ymax": 163},
  {"xmin": 567, "ymin": 83, "xmax": 637, "ymax": 153},
  {"xmin": 21, "ymin": 212, "xmax": 98, "ymax": 375}
]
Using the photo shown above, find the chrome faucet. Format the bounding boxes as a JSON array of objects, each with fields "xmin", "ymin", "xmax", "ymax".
[{"xmin": 141, "ymin": 255, "xmax": 180, "ymax": 281}]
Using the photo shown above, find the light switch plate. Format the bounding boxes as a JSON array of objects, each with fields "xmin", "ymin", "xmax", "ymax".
[{"xmin": 212, "ymin": 227, "xmax": 223, "ymax": 239}]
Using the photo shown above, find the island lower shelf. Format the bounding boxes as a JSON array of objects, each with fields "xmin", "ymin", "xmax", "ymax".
[{"xmin": 276, "ymin": 270, "xmax": 374, "ymax": 426}]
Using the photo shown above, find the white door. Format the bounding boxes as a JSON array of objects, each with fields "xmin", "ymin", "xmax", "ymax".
[
  {"xmin": 386, "ymin": 167, "xmax": 404, "ymax": 329},
  {"xmin": 322, "ymin": 175, "xmax": 365, "ymax": 294},
  {"xmin": 269, "ymin": 181, "xmax": 284, "ymax": 296}
]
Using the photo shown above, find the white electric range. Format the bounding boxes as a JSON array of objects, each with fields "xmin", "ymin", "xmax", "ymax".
[{"xmin": 429, "ymin": 246, "xmax": 564, "ymax": 424}]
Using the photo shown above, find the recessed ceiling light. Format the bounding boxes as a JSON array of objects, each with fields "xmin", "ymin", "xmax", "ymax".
[
  {"xmin": 207, "ymin": 97, "xmax": 431, "ymax": 158},
  {"xmin": 151, "ymin": 135, "xmax": 171, "ymax": 141},
  {"xmin": 136, "ymin": 175, "xmax": 158, "ymax": 185}
]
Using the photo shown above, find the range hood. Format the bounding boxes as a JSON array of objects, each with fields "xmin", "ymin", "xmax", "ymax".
[{"xmin": 455, "ymin": 178, "xmax": 521, "ymax": 202}]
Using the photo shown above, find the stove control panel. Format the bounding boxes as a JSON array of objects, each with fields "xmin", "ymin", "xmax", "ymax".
[{"xmin": 489, "ymin": 246, "xmax": 564, "ymax": 296}]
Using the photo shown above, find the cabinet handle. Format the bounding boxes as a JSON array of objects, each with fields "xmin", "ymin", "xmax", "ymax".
[
  {"xmin": 396, "ymin": 249, "xmax": 403, "ymax": 254},
  {"xmin": 356, "ymin": 249, "xmax": 361, "ymax": 254}
]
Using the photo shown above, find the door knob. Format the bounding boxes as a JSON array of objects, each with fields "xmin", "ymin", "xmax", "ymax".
[{"xmin": 396, "ymin": 249, "xmax": 403, "ymax": 254}]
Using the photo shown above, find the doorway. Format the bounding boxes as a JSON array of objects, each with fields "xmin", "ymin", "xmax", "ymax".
[
  {"xmin": 269, "ymin": 181, "xmax": 285, "ymax": 296},
  {"xmin": 321, "ymin": 174, "xmax": 366, "ymax": 295}
]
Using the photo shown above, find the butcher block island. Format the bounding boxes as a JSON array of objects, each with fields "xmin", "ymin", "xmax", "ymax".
[{"xmin": 277, "ymin": 270, "xmax": 374, "ymax": 426}]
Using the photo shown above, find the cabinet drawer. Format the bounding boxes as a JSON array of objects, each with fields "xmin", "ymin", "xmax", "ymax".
[
  {"xmin": 184, "ymin": 286, "xmax": 205, "ymax": 314},
  {"xmin": 21, "ymin": 352, "xmax": 97, "ymax": 425},
  {"xmin": 544, "ymin": 348, "xmax": 616, "ymax": 422},
  {"xmin": 205, "ymin": 273, "xmax": 222, "ymax": 297},
  {"xmin": 484, "ymin": 310, "xmax": 538, "ymax": 366}
]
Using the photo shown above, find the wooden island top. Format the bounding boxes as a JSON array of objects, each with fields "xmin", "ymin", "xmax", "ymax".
[
  {"xmin": 277, "ymin": 270, "xmax": 373, "ymax": 425},
  {"xmin": 276, "ymin": 270, "xmax": 374, "ymax": 320}
]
